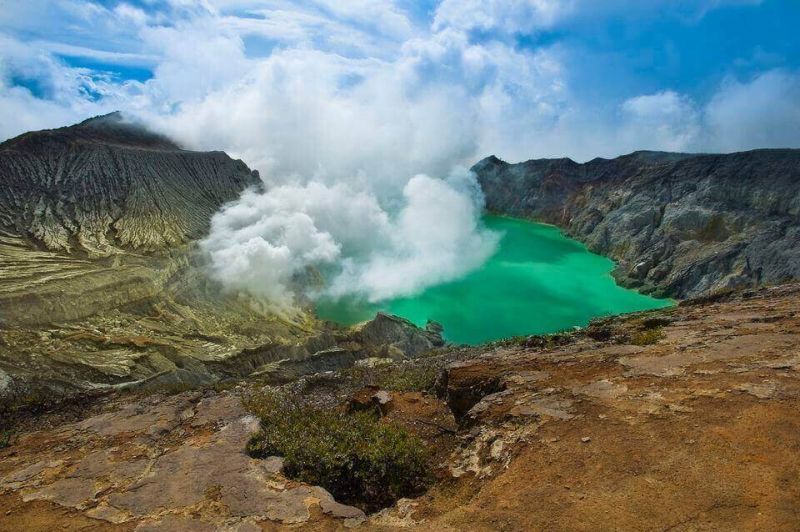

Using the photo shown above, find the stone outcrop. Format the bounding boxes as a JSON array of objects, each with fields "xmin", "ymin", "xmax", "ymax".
[
  {"xmin": 248, "ymin": 313, "xmax": 446, "ymax": 384},
  {"xmin": 0, "ymin": 390, "xmax": 366, "ymax": 529},
  {"xmin": 351, "ymin": 313, "xmax": 445, "ymax": 358},
  {"xmin": 473, "ymin": 149, "xmax": 800, "ymax": 298}
]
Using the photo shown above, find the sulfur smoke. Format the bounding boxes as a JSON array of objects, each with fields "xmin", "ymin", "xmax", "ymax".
[
  {"xmin": 200, "ymin": 169, "xmax": 499, "ymax": 310},
  {"xmin": 171, "ymin": 40, "xmax": 512, "ymax": 311}
]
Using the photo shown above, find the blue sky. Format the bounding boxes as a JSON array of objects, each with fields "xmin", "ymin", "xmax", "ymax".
[{"xmin": 1, "ymin": 0, "xmax": 799, "ymax": 171}]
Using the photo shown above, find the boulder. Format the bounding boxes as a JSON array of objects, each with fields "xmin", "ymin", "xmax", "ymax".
[
  {"xmin": 348, "ymin": 386, "xmax": 395, "ymax": 416},
  {"xmin": 355, "ymin": 313, "xmax": 445, "ymax": 358}
]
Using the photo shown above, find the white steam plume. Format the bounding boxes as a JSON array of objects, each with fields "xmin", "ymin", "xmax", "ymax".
[{"xmin": 201, "ymin": 169, "xmax": 499, "ymax": 310}]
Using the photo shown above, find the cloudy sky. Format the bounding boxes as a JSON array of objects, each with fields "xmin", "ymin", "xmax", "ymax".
[{"xmin": 1, "ymin": 0, "xmax": 799, "ymax": 168}]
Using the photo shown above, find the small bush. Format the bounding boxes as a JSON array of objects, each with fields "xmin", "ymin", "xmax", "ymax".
[
  {"xmin": 343, "ymin": 364, "xmax": 439, "ymax": 393},
  {"xmin": 630, "ymin": 327, "xmax": 664, "ymax": 346},
  {"xmin": 640, "ymin": 316, "xmax": 673, "ymax": 329},
  {"xmin": 586, "ymin": 325, "xmax": 614, "ymax": 342},
  {"xmin": 491, "ymin": 330, "xmax": 577, "ymax": 350},
  {"xmin": 0, "ymin": 430, "xmax": 11, "ymax": 450},
  {"xmin": 244, "ymin": 390, "xmax": 432, "ymax": 512}
]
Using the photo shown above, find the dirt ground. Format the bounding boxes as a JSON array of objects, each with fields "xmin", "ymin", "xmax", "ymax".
[
  {"xmin": 2, "ymin": 284, "xmax": 800, "ymax": 531},
  {"xmin": 395, "ymin": 284, "xmax": 800, "ymax": 531}
]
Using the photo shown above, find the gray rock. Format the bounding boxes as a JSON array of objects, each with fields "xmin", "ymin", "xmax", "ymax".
[
  {"xmin": 356, "ymin": 312, "xmax": 445, "ymax": 358},
  {"xmin": 473, "ymin": 149, "xmax": 800, "ymax": 298},
  {"xmin": 0, "ymin": 112, "xmax": 259, "ymax": 257}
]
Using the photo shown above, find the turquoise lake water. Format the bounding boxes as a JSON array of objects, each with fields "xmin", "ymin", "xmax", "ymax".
[{"xmin": 316, "ymin": 216, "xmax": 672, "ymax": 344}]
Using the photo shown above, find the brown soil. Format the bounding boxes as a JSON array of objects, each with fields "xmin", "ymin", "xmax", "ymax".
[
  {"xmin": 390, "ymin": 284, "xmax": 800, "ymax": 530},
  {"xmin": 2, "ymin": 284, "xmax": 800, "ymax": 531}
]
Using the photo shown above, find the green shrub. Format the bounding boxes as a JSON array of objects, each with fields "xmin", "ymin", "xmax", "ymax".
[
  {"xmin": 343, "ymin": 363, "xmax": 439, "ymax": 393},
  {"xmin": 491, "ymin": 330, "xmax": 576, "ymax": 350},
  {"xmin": 640, "ymin": 316, "xmax": 673, "ymax": 329},
  {"xmin": 0, "ymin": 429, "xmax": 11, "ymax": 450},
  {"xmin": 244, "ymin": 390, "xmax": 432, "ymax": 512},
  {"xmin": 630, "ymin": 327, "xmax": 664, "ymax": 346}
]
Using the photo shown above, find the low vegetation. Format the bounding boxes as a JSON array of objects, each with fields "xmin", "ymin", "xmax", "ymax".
[
  {"xmin": 244, "ymin": 389, "xmax": 432, "ymax": 512},
  {"xmin": 0, "ymin": 384, "xmax": 111, "ymax": 441},
  {"xmin": 342, "ymin": 362, "xmax": 440, "ymax": 393},
  {"xmin": 630, "ymin": 326, "xmax": 665, "ymax": 346},
  {"xmin": 492, "ymin": 330, "xmax": 578, "ymax": 350},
  {"xmin": 0, "ymin": 429, "xmax": 11, "ymax": 449}
]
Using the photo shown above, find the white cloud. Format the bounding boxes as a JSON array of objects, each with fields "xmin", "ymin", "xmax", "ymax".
[
  {"xmin": 140, "ymin": 19, "xmax": 251, "ymax": 102},
  {"xmin": 113, "ymin": 3, "xmax": 150, "ymax": 26},
  {"xmin": 619, "ymin": 91, "xmax": 700, "ymax": 152},
  {"xmin": 329, "ymin": 170, "xmax": 499, "ymax": 302},
  {"xmin": 704, "ymin": 69, "xmax": 800, "ymax": 151},
  {"xmin": 312, "ymin": 0, "xmax": 414, "ymax": 40},
  {"xmin": 0, "ymin": 33, "xmax": 134, "ymax": 138},
  {"xmin": 433, "ymin": 0, "xmax": 571, "ymax": 33}
]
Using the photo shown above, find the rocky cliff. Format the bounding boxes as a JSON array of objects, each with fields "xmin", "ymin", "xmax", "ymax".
[
  {"xmin": 0, "ymin": 112, "xmax": 260, "ymax": 253},
  {"xmin": 0, "ymin": 115, "xmax": 440, "ymax": 399},
  {"xmin": 0, "ymin": 112, "xmax": 264, "ymax": 327},
  {"xmin": 473, "ymin": 149, "xmax": 800, "ymax": 298}
]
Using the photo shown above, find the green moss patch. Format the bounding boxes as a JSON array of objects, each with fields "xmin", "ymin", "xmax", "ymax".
[{"xmin": 244, "ymin": 390, "xmax": 432, "ymax": 512}]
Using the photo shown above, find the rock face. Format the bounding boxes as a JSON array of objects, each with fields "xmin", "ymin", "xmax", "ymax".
[
  {"xmin": 4, "ymin": 284, "xmax": 800, "ymax": 530},
  {"xmin": 0, "ymin": 112, "xmax": 259, "ymax": 253},
  {"xmin": 0, "ymin": 114, "xmax": 317, "ymax": 397},
  {"xmin": 473, "ymin": 149, "xmax": 800, "ymax": 298},
  {"xmin": 353, "ymin": 313, "xmax": 445, "ymax": 358},
  {"xmin": 411, "ymin": 284, "xmax": 800, "ymax": 529},
  {"xmin": 0, "ymin": 112, "xmax": 263, "ymax": 328},
  {"xmin": 250, "ymin": 313, "xmax": 445, "ymax": 384},
  {"xmin": 0, "ymin": 390, "xmax": 366, "ymax": 529}
]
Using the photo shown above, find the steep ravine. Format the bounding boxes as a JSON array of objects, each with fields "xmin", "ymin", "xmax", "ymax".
[{"xmin": 472, "ymin": 149, "xmax": 800, "ymax": 298}]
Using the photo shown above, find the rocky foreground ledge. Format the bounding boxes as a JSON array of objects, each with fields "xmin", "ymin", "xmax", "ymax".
[{"xmin": 2, "ymin": 284, "xmax": 800, "ymax": 530}]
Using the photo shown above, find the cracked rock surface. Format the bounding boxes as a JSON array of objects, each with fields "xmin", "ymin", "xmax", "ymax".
[
  {"xmin": 379, "ymin": 284, "xmax": 800, "ymax": 530},
  {"xmin": 0, "ymin": 390, "xmax": 365, "ymax": 530},
  {"xmin": 4, "ymin": 284, "xmax": 800, "ymax": 530}
]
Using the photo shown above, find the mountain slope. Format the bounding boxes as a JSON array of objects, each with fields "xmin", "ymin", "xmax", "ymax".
[
  {"xmin": 0, "ymin": 113, "xmax": 265, "ymax": 327},
  {"xmin": 0, "ymin": 115, "xmax": 309, "ymax": 396},
  {"xmin": 473, "ymin": 149, "xmax": 800, "ymax": 298},
  {"xmin": 0, "ymin": 112, "xmax": 259, "ymax": 253},
  {"xmin": 0, "ymin": 115, "xmax": 443, "ymax": 399}
]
